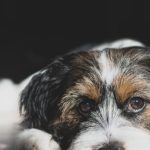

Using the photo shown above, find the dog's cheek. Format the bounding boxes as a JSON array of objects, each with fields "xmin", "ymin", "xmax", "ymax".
[
  {"xmin": 139, "ymin": 105, "xmax": 150, "ymax": 130},
  {"xmin": 52, "ymin": 111, "xmax": 80, "ymax": 135},
  {"xmin": 52, "ymin": 123, "xmax": 80, "ymax": 150},
  {"xmin": 48, "ymin": 110, "xmax": 81, "ymax": 149}
]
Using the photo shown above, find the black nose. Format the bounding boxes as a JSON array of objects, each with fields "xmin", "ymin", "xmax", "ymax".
[{"xmin": 99, "ymin": 143, "xmax": 124, "ymax": 150}]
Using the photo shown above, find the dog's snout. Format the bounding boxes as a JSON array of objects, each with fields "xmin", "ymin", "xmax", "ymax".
[{"xmin": 98, "ymin": 143, "xmax": 124, "ymax": 150}]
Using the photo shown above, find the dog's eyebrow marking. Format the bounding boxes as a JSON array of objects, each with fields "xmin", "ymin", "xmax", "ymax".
[
  {"xmin": 98, "ymin": 51, "xmax": 119, "ymax": 85},
  {"xmin": 73, "ymin": 76, "xmax": 101, "ymax": 102},
  {"xmin": 114, "ymin": 74, "xmax": 150, "ymax": 103},
  {"xmin": 114, "ymin": 75, "xmax": 138, "ymax": 103}
]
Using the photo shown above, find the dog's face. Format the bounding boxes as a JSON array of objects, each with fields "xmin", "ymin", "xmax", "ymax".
[{"xmin": 20, "ymin": 47, "xmax": 150, "ymax": 150}]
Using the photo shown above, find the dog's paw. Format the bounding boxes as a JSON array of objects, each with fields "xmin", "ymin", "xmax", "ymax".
[{"xmin": 14, "ymin": 128, "xmax": 60, "ymax": 150}]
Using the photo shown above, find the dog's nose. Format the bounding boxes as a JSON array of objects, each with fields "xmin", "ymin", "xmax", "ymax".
[{"xmin": 98, "ymin": 143, "xmax": 124, "ymax": 150}]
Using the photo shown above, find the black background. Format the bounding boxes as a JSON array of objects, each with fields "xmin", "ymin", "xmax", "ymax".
[{"xmin": 2, "ymin": 1, "xmax": 150, "ymax": 82}]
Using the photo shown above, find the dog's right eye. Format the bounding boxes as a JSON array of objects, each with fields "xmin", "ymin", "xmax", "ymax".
[
  {"xmin": 78, "ymin": 98, "xmax": 96, "ymax": 116},
  {"xmin": 125, "ymin": 97, "xmax": 146, "ymax": 113}
]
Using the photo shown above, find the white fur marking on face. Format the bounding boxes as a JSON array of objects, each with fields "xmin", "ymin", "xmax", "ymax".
[
  {"xmin": 112, "ymin": 127, "xmax": 150, "ymax": 150},
  {"xmin": 98, "ymin": 52, "xmax": 119, "ymax": 85},
  {"xmin": 69, "ymin": 118, "xmax": 150, "ymax": 150},
  {"xmin": 69, "ymin": 129, "xmax": 107, "ymax": 150},
  {"xmin": 99, "ymin": 95, "xmax": 120, "ymax": 129}
]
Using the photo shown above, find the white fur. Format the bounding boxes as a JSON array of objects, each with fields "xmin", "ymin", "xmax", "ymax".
[
  {"xmin": 69, "ymin": 125, "xmax": 150, "ymax": 150},
  {"xmin": 98, "ymin": 52, "xmax": 119, "ymax": 85},
  {"xmin": 93, "ymin": 38, "xmax": 144, "ymax": 51},
  {"xmin": 14, "ymin": 129, "xmax": 60, "ymax": 150},
  {"xmin": 0, "ymin": 79, "xmax": 22, "ymax": 148},
  {"xmin": 0, "ymin": 72, "xmax": 45, "ymax": 148}
]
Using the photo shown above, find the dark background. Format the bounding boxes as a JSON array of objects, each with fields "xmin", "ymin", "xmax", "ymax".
[{"xmin": 2, "ymin": 1, "xmax": 150, "ymax": 83}]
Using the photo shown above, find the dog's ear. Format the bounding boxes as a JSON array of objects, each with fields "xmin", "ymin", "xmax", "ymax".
[{"xmin": 20, "ymin": 56, "xmax": 70, "ymax": 128}]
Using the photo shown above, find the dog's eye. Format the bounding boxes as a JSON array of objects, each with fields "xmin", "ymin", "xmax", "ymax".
[
  {"xmin": 126, "ymin": 97, "xmax": 146, "ymax": 113},
  {"xmin": 78, "ymin": 98, "xmax": 96, "ymax": 116}
]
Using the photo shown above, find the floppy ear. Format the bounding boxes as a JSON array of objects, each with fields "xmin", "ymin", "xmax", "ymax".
[{"xmin": 20, "ymin": 57, "xmax": 70, "ymax": 129}]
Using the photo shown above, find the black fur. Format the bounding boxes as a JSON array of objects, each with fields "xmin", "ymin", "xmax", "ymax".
[{"xmin": 20, "ymin": 53, "xmax": 82, "ymax": 149}]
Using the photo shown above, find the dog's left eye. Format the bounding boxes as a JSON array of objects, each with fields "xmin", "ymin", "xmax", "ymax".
[
  {"xmin": 126, "ymin": 97, "xmax": 146, "ymax": 113},
  {"xmin": 78, "ymin": 98, "xmax": 96, "ymax": 116}
]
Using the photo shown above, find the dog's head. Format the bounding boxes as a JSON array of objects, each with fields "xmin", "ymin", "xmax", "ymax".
[{"xmin": 20, "ymin": 47, "xmax": 150, "ymax": 150}]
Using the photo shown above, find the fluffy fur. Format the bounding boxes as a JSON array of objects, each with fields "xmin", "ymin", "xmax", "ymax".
[{"xmin": 2, "ymin": 39, "xmax": 150, "ymax": 150}]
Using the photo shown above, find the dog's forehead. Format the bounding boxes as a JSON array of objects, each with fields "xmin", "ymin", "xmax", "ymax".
[{"xmin": 66, "ymin": 47, "xmax": 150, "ymax": 103}]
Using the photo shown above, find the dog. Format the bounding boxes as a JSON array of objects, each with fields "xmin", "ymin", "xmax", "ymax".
[{"xmin": 2, "ymin": 39, "xmax": 150, "ymax": 150}]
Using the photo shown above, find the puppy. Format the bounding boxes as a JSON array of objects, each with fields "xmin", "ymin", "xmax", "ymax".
[{"xmin": 2, "ymin": 39, "xmax": 150, "ymax": 150}]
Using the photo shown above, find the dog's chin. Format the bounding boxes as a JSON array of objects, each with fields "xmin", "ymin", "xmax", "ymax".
[{"xmin": 68, "ymin": 126, "xmax": 150, "ymax": 150}]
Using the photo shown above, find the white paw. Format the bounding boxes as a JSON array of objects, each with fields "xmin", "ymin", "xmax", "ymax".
[{"xmin": 15, "ymin": 128, "xmax": 61, "ymax": 150}]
